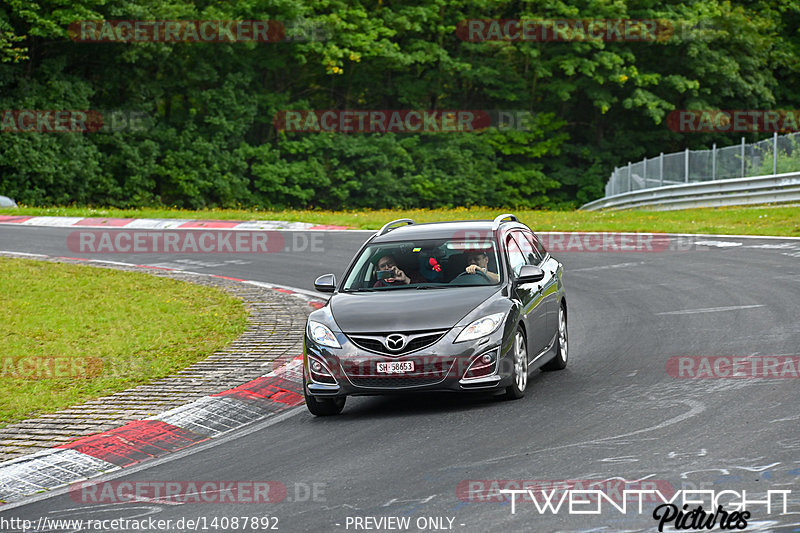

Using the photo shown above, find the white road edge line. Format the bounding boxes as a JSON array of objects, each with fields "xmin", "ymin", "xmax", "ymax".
[
  {"xmin": 570, "ymin": 262, "xmax": 644, "ymax": 272},
  {"xmin": 656, "ymin": 304, "xmax": 765, "ymax": 316},
  {"xmin": 537, "ymin": 232, "xmax": 800, "ymax": 241},
  {"xmin": 243, "ymin": 280, "xmax": 328, "ymax": 301}
]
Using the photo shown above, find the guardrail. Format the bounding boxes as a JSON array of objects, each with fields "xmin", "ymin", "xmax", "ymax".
[{"xmin": 580, "ymin": 171, "xmax": 800, "ymax": 211}]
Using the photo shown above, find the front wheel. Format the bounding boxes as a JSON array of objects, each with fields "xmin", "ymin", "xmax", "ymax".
[
  {"xmin": 542, "ymin": 303, "xmax": 568, "ymax": 371},
  {"xmin": 304, "ymin": 383, "xmax": 346, "ymax": 416},
  {"xmin": 504, "ymin": 327, "xmax": 528, "ymax": 400}
]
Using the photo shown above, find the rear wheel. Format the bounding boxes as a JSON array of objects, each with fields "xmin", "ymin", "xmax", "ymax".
[
  {"xmin": 542, "ymin": 303, "xmax": 568, "ymax": 371},
  {"xmin": 303, "ymin": 380, "xmax": 346, "ymax": 416},
  {"xmin": 504, "ymin": 327, "xmax": 528, "ymax": 400}
]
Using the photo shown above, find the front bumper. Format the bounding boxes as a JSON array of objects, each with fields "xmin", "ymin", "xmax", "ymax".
[{"xmin": 303, "ymin": 329, "xmax": 512, "ymax": 397}]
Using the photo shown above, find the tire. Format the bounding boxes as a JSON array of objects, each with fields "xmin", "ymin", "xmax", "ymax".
[
  {"xmin": 304, "ymin": 382, "xmax": 346, "ymax": 416},
  {"xmin": 504, "ymin": 326, "xmax": 528, "ymax": 400},
  {"xmin": 542, "ymin": 302, "xmax": 568, "ymax": 371}
]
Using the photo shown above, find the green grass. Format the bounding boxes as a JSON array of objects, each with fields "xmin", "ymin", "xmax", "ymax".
[
  {"xmin": 1, "ymin": 205, "xmax": 799, "ymax": 236},
  {"xmin": 0, "ymin": 258, "xmax": 248, "ymax": 427}
]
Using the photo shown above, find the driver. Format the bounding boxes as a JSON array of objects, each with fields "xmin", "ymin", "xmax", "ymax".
[
  {"xmin": 464, "ymin": 251, "xmax": 499, "ymax": 282},
  {"xmin": 373, "ymin": 254, "xmax": 425, "ymax": 287}
]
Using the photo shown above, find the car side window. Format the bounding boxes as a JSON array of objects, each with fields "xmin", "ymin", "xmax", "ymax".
[
  {"xmin": 513, "ymin": 231, "xmax": 543, "ymax": 265},
  {"xmin": 505, "ymin": 235, "xmax": 526, "ymax": 277}
]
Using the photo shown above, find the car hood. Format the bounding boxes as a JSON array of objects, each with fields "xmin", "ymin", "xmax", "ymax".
[{"xmin": 330, "ymin": 286, "xmax": 500, "ymax": 333}]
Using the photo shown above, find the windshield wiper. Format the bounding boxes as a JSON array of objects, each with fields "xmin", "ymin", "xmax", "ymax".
[{"xmin": 415, "ymin": 285, "xmax": 450, "ymax": 289}]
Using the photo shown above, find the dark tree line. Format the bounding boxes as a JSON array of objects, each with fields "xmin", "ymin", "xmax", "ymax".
[{"xmin": 1, "ymin": 1, "xmax": 798, "ymax": 209}]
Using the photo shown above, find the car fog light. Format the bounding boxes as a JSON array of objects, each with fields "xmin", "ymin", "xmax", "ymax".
[
  {"xmin": 463, "ymin": 349, "xmax": 499, "ymax": 379},
  {"xmin": 308, "ymin": 356, "xmax": 337, "ymax": 385}
]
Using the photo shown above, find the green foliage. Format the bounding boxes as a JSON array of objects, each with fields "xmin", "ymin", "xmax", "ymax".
[
  {"xmin": 0, "ymin": 0, "xmax": 798, "ymax": 209},
  {"xmin": 757, "ymin": 137, "xmax": 800, "ymax": 176}
]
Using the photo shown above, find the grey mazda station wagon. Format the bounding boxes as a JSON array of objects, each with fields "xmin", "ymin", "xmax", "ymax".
[{"xmin": 303, "ymin": 214, "xmax": 568, "ymax": 415}]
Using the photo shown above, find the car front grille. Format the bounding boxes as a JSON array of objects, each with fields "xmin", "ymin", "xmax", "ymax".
[
  {"xmin": 347, "ymin": 330, "xmax": 448, "ymax": 355},
  {"xmin": 348, "ymin": 375, "xmax": 445, "ymax": 388},
  {"xmin": 347, "ymin": 337, "xmax": 384, "ymax": 352}
]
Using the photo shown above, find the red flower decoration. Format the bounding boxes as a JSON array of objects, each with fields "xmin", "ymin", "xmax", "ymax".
[{"xmin": 429, "ymin": 257, "xmax": 441, "ymax": 272}]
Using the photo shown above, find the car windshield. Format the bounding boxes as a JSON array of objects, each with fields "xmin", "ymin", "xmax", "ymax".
[{"xmin": 342, "ymin": 238, "xmax": 502, "ymax": 291}]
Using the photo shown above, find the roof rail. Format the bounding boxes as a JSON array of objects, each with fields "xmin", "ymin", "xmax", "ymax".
[
  {"xmin": 492, "ymin": 213, "xmax": 518, "ymax": 230},
  {"xmin": 377, "ymin": 218, "xmax": 414, "ymax": 236}
]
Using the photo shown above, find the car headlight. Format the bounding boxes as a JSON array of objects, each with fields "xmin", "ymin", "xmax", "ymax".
[
  {"xmin": 455, "ymin": 312, "xmax": 505, "ymax": 343},
  {"xmin": 307, "ymin": 321, "xmax": 341, "ymax": 348}
]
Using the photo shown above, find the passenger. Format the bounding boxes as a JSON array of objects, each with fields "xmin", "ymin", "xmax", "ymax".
[
  {"xmin": 464, "ymin": 251, "xmax": 500, "ymax": 282},
  {"xmin": 373, "ymin": 254, "xmax": 425, "ymax": 287}
]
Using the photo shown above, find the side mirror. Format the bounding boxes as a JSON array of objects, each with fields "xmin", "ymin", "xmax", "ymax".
[
  {"xmin": 516, "ymin": 265, "xmax": 545, "ymax": 284},
  {"xmin": 314, "ymin": 273, "xmax": 337, "ymax": 293}
]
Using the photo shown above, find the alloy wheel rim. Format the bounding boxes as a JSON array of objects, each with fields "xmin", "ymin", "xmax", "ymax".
[
  {"xmin": 558, "ymin": 307, "xmax": 568, "ymax": 362},
  {"xmin": 514, "ymin": 331, "xmax": 527, "ymax": 391}
]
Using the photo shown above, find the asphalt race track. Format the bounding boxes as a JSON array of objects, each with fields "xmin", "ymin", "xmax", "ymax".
[{"xmin": 1, "ymin": 225, "xmax": 800, "ymax": 532}]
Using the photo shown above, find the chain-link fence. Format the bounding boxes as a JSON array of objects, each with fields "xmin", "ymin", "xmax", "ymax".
[{"xmin": 605, "ymin": 132, "xmax": 800, "ymax": 197}]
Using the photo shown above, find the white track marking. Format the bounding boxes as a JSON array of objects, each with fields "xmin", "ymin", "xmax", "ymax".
[
  {"xmin": 691, "ymin": 240, "xmax": 743, "ymax": 248},
  {"xmin": 570, "ymin": 262, "xmax": 644, "ymax": 272},
  {"xmin": 656, "ymin": 304, "xmax": 765, "ymax": 315}
]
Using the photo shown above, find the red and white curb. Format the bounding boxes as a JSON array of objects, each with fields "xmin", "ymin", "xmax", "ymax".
[
  {"xmin": 0, "ymin": 359, "xmax": 304, "ymax": 504},
  {"xmin": 0, "ymin": 215, "xmax": 350, "ymax": 231},
  {"xmin": 0, "ymin": 253, "xmax": 318, "ymax": 505}
]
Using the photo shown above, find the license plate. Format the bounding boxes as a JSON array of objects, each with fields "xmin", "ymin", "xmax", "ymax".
[{"xmin": 376, "ymin": 361, "xmax": 415, "ymax": 374}]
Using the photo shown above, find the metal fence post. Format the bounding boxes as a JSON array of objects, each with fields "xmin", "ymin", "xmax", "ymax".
[
  {"xmin": 712, "ymin": 143, "xmax": 716, "ymax": 180},
  {"xmin": 741, "ymin": 137, "xmax": 745, "ymax": 177},
  {"xmin": 643, "ymin": 157, "xmax": 648, "ymax": 188},
  {"xmin": 773, "ymin": 131, "xmax": 778, "ymax": 175},
  {"xmin": 627, "ymin": 161, "xmax": 632, "ymax": 192},
  {"xmin": 611, "ymin": 168, "xmax": 617, "ymax": 195},
  {"xmin": 659, "ymin": 152, "xmax": 664, "ymax": 187},
  {"xmin": 685, "ymin": 148, "xmax": 689, "ymax": 182}
]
